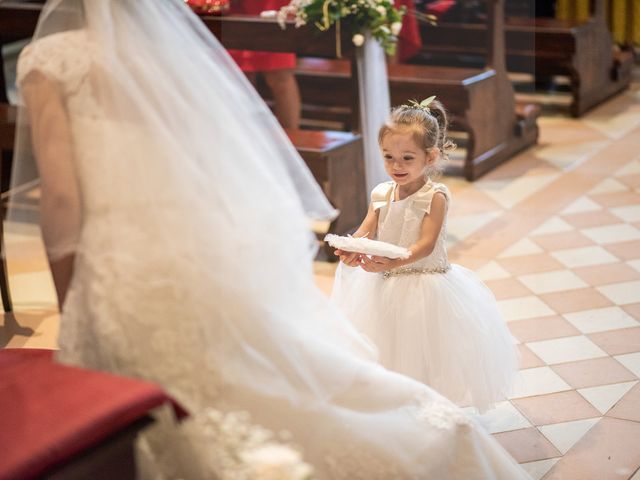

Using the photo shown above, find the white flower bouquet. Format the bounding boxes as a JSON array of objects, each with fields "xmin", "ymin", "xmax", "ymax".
[{"xmin": 277, "ymin": 0, "xmax": 406, "ymax": 55}]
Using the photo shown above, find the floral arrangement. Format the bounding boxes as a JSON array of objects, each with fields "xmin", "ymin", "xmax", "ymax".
[{"xmin": 277, "ymin": 0, "xmax": 407, "ymax": 55}]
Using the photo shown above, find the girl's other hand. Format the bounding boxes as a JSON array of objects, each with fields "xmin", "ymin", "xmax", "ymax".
[
  {"xmin": 360, "ymin": 255, "xmax": 395, "ymax": 273},
  {"xmin": 335, "ymin": 249, "xmax": 362, "ymax": 267}
]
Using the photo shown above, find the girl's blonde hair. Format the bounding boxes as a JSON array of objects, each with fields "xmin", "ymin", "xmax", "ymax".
[{"xmin": 378, "ymin": 99, "xmax": 455, "ymax": 177}]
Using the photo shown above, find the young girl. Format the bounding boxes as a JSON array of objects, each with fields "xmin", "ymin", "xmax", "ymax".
[{"xmin": 331, "ymin": 98, "xmax": 518, "ymax": 412}]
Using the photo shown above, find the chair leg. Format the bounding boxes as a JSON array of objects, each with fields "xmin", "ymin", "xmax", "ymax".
[{"xmin": 0, "ymin": 231, "xmax": 12, "ymax": 313}]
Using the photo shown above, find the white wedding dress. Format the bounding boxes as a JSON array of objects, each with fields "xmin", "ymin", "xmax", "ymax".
[{"xmin": 16, "ymin": 28, "xmax": 530, "ymax": 480}]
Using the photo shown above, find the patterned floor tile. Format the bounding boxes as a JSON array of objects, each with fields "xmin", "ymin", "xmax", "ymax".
[
  {"xmin": 588, "ymin": 327, "xmax": 640, "ymax": 356},
  {"xmin": 563, "ymin": 307, "xmax": 639, "ymax": 334},
  {"xmin": 509, "ymin": 315, "xmax": 580, "ymax": 343},
  {"xmin": 560, "ymin": 196, "xmax": 603, "ymax": 215},
  {"xmin": 577, "ymin": 381, "xmax": 638, "ymax": 415},
  {"xmin": 512, "ymin": 391, "xmax": 601, "ymax": 426},
  {"xmin": 492, "ymin": 428, "xmax": 562, "ymax": 464},
  {"xmin": 530, "ymin": 231, "xmax": 595, "ymax": 251},
  {"xmin": 518, "ymin": 270, "xmax": 588, "ymax": 295},
  {"xmin": 529, "ymin": 217, "xmax": 574, "ymax": 237},
  {"xmin": 473, "ymin": 260, "xmax": 512, "ymax": 281},
  {"xmin": 472, "ymin": 401, "xmax": 532, "ymax": 434},
  {"xmin": 551, "ymin": 357, "xmax": 638, "ymax": 390},
  {"xmin": 539, "ymin": 288, "xmax": 614, "ymax": 315},
  {"xmin": 498, "ymin": 238, "xmax": 545, "ymax": 258},
  {"xmin": 573, "ymin": 262, "xmax": 640, "ymax": 287},
  {"xmin": 497, "ymin": 253, "xmax": 565, "ymax": 276},
  {"xmin": 484, "ymin": 277, "xmax": 533, "ymax": 300},
  {"xmin": 518, "ymin": 344, "xmax": 546, "ymax": 369},
  {"xmin": 623, "ymin": 303, "xmax": 640, "ymax": 321},
  {"xmin": 550, "ymin": 245, "xmax": 619, "ymax": 268},
  {"xmin": 611, "ymin": 205, "xmax": 640, "ymax": 223},
  {"xmin": 509, "ymin": 367, "xmax": 571, "ymax": 399},
  {"xmin": 590, "ymin": 190, "xmax": 640, "ymax": 208},
  {"xmin": 615, "ymin": 353, "xmax": 640, "ymax": 378},
  {"xmin": 597, "ymin": 281, "xmax": 640, "ymax": 305},
  {"xmin": 539, "ymin": 418, "xmax": 600, "ymax": 454},
  {"xmin": 588, "ymin": 177, "xmax": 630, "ymax": 195},
  {"xmin": 581, "ymin": 224, "xmax": 640, "ymax": 245},
  {"xmin": 607, "ymin": 382, "xmax": 640, "ymax": 423},
  {"xmin": 543, "ymin": 417, "xmax": 640, "ymax": 480},
  {"xmin": 497, "ymin": 296, "xmax": 556, "ymax": 322},
  {"xmin": 526, "ymin": 336, "xmax": 607, "ymax": 365},
  {"xmin": 520, "ymin": 458, "xmax": 560, "ymax": 480},
  {"xmin": 605, "ymin": 240, "xmax": 640, "ymax": 261},
  {"xmin": 561, "ymin": 210, "xmax": 624, "ymax": 230}
]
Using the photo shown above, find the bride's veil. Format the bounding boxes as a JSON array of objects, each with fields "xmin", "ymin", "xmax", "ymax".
[{"xmin": 8, "ymin": 0, "xmax": 376, "ymax": 403}]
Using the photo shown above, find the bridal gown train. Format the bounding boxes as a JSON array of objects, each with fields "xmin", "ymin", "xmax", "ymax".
[{"xmin": 15, "ymin": 27, "xmax": 530, "ymax": 479}]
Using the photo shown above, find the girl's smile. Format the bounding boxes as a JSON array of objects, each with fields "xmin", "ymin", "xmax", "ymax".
[{"xmin": 381, "ymin": 131, "xmax": 435, "ymax": 198}]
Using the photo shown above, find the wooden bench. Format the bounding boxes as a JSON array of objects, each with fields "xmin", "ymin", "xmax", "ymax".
[
  {"xmin": 413, "ymin": 0, "xmax": 633, "ymax": 117},
  {"xmin": 280, "ymin": 0, "xmax": 539, "ymax": 180}
]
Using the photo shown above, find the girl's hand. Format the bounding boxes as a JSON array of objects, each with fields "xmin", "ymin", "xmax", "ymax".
[
  {"xmin": 360, "ymin": 255, "xmax": 396, "ymax": 273},
  {"xmin": 335, "ymin": 249, "xmax": 362, "ymax": 267}
]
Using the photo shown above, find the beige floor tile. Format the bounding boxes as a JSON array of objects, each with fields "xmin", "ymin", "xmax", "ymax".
[
  {"xmin": 498, "ymin": 238, "xmax": 544, "ymax": 259},
  {"xmin": 552, "ymin": 357, "xmax": 638, "ymax": 389},
  {"xmin": 518, "ymin": 344, "xmax": 546, "ymax": 369},
  {"xmin": 497, "ymin": 296, "xmax": 556, "ymax": 322},
  {"xmin": 562, "ymin": 210, "xmax": 624, "ymax": 230},
  {"xmin": 560, "ymin": 196, "xmax": 603, "ymax": 215},
  {"xmin": 605, "ymin": 240, "xmax": 640, "ymax": 261},
  {"xmin": 612, "ymin": 205, "xmax": 640, "ymax": 223},
  {"xmin": 589, "ymin": 177, "xmax": 630, "ymax": 195},
  {"xmin": 479, "ymin": 172, "xmax": 560, "ymax": 210},
  {"xmin": 539, "ymin": 418, "xmax": 600, "ymax": 455},
  {"xmin": 498, "ymin": 253, "xmax": 565, "ymax": 276},
  {"xmin": 471, "ymin": 401, "xmax": 532, "ymax": 434},
  {"xmin": 590, "ymin": 190, "xmax": 640, "ymax": 208},
  {"xmin": 509, "ymin": 316, "xmax": 580, "ymax": 343},
  {"xmin": 607, "ymin": 382, "xmax": 640, "ymax": 423},
  {"xmin": 577, "ymin": 381, "xmax": 638, "ymax": 415},
  {"xmin": 582, "ymin": 224, "xmax": 640, "ymax": 246},
  {"xmin": 520, "ymin": 458, "xmax": 560, "ymax": 480},
  {"xmin": 529, "ymin": 217, "xmax": 574, "ymax": 237},
  {"xmin": 564, "ymin": 307, "xmax": 639, "ymax": 334},
  {"xmin": 509, "ymin": 367, "xmax": 571, "ymax": 399},
  {"xmin": 573, "ymin": 262, "xmax": 640, "ymax": 287},
  {"xmin": 588, "ymin": 327, "xmax": 640, "ymax": 356},
  {"xmin": 526, "ymin": 335, "xmax": 607, "ymax": 365},
  {"xmin": 512, "ymin": 391, "xmax": 601, "ymax": 426},
  {"xmin": 620, "ymin": 173, "xmax": 640, "ymax": 190},
  {"xmin": 543, "ymin": 417, "xmax": 640, "ymax": 480},
  {"xmin": 519, "ymin": 270, "xmax": 588, "ymax": 295},
  {"xmin": 539, "ymin": 288, "xmax": 614, "ymax": 315},
  {"xmin": 629, "ymin": 259, "xmax": 640, "ymax": 273},
  {"xmin": 474, "ymin": 260, "xmax": 512, "ymax": 281},
  {"xmin": 623, "ymin": 303, "xmax": 640, "ymax": 321},
  {"xmin": 484, "ymin": 277, "xmax": 533, "ymax": 300},
  {"xmin": 492, "ymin": 427, "xmax": 561, "ymax": 464},
  {"xmin": 615, "ymin": 352, "xmax": 640, "ymax": 378},
  {"xmin": 551, "ymin": 245, "xmax": 619, "ymax": 269},
  {"xmin": 597, "ymin": 281, "xmax": 640, "ymax": 306},
  {"xmin": 531, "ymin": 231, "xmax": 595, "ymax": 252}
]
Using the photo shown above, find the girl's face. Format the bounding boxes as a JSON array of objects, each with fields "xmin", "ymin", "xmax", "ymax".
[{"xmin": 381, "ymin": 131, "xmax": 435, "ymax": 188}]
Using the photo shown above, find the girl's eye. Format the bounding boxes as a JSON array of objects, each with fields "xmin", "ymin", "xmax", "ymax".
[
  {"xmin": 403, "ymin": 156, "xmax": 414, "ymax": 161},
  {"xmin": 384, "ymin": 155, "xmax": 393, "ymax": 160}
]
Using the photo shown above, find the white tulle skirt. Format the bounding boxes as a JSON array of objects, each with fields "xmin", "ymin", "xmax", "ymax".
[{"xmin": 332, "ymin": 263, "xmax": 519, "ymax": 412}]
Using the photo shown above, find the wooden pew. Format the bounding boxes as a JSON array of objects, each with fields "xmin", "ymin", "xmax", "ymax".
[
  {"xmin": 413, "ymin": 0, "xmax": 633, "ymax": 117},
  {"xmin": 279, "ymin": 0, "xmax": 539, "ymax": 181}
]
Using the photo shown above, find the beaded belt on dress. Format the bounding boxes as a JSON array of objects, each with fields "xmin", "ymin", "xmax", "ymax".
[{"xmin": 382, "ymin": 264, "xmax": 451, "ymax": 279}]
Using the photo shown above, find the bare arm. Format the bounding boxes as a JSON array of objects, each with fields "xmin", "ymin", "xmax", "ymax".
[
  {"xmin": 361, "ymin": 192, "xmax": 447, "ymax": 272},
  {"xmin": 21, "ymin": 71, "xmax": 81, "ymax": 310}
]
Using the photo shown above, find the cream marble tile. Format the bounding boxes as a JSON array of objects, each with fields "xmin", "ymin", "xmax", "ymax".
[
  {"xmin": 582, "ymin": 224, "xmax": 640, "ymax": 245},
  {"xmin": 498, "ymin": 238, "xmax": 544, "ymax": 259},
  {"xmin": 563, "ymin": 307, "xmax": 640, "ymax": 334},
  {"xmin": 628, "ymin": 259, "xmax": 640, "ymax": 273},
  {"xmin": 526, "ymin": 336, "xmax": 608, "ymax": 365},
  {"xmin": 475, "ymin": 261, "xmax": 511, "ymax": 281},
  {"xmin": 589, "ymin": 178, "xmax": 630, "ymax": 196},
  {"xmin": 446, "ymin": 210, "xmax": 502, "ymax": 245},
  {"xmin": 611, "ymin": 205, "xmax": 640, "ymax": 223},
  {"xmin": 615, "ymin": 352, "xmax": 640, "ymax": 378},
  {"xmin": 561, "ymin": 196, "xmax": 603, "ymax": 215},
  {"xmin": 615, "ymin": 158, "xmax": 640, "ymax": 177},
  {"xmin": 497, "ymin": 296, "xmax": 556, "ymax": 322},
  {"xmin": 537, "ymin": 140, "xmax": 608, "ymax": 171},
  {"xmin": 597, "ymin": 281, "xmax": 640, "ymax": 305},
  {"xmin": 539, "ymin": 418, "xmax": 600, "ymax": 454},
  {"xmin": 9, "ymin": 271, "xmax": 57, "ymax": 310},
  {"xmin": 520, "ymin": 458, "xmax": 560, "ymax": 480},
  {"xmin": 577, "ymin": 381, "xmax": 638, "ymax": 415},
  {"xmin": 509, "ymin": 367, "xmax": 572, "ymax": 399},
  {"xmin": 530, "ymin": 217, "xmax": 574, "ymax": 237},
  {"xmin": 478, "ymin": 173, "xmax": 559, "ymax": 209},
  {"xmin": 550, "ymin": 246, "xmax": 619, "ymax": 269},
  {"xmin": 518, "ymin": 270, "xmax": 588, "ymax": 295},
  {"xmin": 472, "ymin": 401, "xmax": 532, "ymax": 434}
]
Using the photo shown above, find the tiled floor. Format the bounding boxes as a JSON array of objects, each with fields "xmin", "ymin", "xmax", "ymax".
[{"xmin": 4, "ymin": 72, "xmax": 640, "ymax": 479}]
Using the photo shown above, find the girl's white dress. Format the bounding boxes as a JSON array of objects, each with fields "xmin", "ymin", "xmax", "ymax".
[
  {"xmin": 332, "ymin": 181, "xmax": 519, "ymax": 411},
  {"xmin": 15, "ymin": 30, "xmax": 529, "ymax": 479}
]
